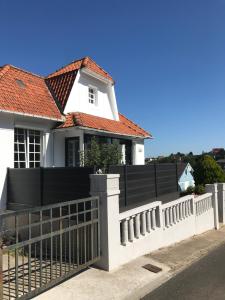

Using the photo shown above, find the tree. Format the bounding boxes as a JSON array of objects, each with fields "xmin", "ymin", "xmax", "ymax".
[
  {"xmin": 80, "ymin": 137, "xmax": 122, "ymax": 172},
  {"xmin": 194, "ymin": 155, "xmax": 225, "ymax": 185}
]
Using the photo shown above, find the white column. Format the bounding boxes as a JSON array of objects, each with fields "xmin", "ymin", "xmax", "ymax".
[
  {"xmin": 90, "ymin": 174, "xmax": 120, "ymax": 271},
  {"xmin": 217, "ymin": 183, "xmax": 225, "ymax": 224},
  {"xmin": 205, "ymin": 184, "xmax": 219, "ymax": 230}
]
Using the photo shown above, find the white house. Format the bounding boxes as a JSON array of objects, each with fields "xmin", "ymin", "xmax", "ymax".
[
  {"xmin": 0, "ymin": 56, "xmax": 151, "ymax": 208},
  {"xmin": 178, "ymin": 163, "xmax": 195, "ymax": 192}
]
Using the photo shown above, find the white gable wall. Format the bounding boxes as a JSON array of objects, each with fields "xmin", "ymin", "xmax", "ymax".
[{"xmin": 64, "ymin": 71, "xmax": 119, "ymax": 120}]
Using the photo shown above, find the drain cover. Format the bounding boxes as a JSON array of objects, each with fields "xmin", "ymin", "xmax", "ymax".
[{"xmin": 143, "ymin": 264, "xmax": 162, "ymax": 273}]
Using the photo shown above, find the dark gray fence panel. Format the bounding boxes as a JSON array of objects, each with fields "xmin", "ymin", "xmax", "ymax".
[
  {"xmin": 7, "ymin": 168, "xmax": 41, "ymax": 209},
  {"xmin": 109, "ymin": 163, "xmax": 183, "ymax": 210},
  {"xmin": 7, "ymin": 167, "xmax": 94, "ymax": 210},
  {"xmin": 42, "ymin": 167, "xmax": 94, "ymax": 205}
]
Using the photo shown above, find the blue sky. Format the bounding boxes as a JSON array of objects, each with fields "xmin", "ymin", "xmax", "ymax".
[{"xmin": 0, "ymin": 0, "xmax": 225, "ymax": 157}]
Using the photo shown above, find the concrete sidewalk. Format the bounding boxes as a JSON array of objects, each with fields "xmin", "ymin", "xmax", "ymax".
[{"xmin": 34, "ymin": 226, "xmax": 225, "ymax": 300}]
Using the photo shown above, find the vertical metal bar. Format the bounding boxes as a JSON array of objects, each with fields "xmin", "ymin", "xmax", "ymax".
[
  {"xmin": 15, "ymin": 215, "xmax": 19, "ymax": 298},
  {"xmin": 97, "ymin": 197, "xmax": 100, "ymax": 258},
  {"xmin": 28, "ymin": 212, "xmax": 32, "ymax": 292},
  {"xmin": 40, "ymin": 210, "xmax": 43, "ymax": 286},
  {"xmin": 0, "ymin": 235, "xmax": 3, "ymax": 300},
  {"xmin": 91, "ymin": 199, "xmax": 94, "ymax": 261},
  {"xmin": 68, "ymin": 205, "xmax": 71, "ymax": 271},
  {"xmin": 60, "ymin": 206, "xmax": 63, "ymax": 276},
  {"xmin": 22, "ymin": 247, "xmax": 25, "ymax": 294},
  {"xmin": 50, "ymin": 208, "xmax": 53, "ymax": 280},
  {"xmin": 84, "ymin": 201, "xmax": 87, "ymax": 264},
  {"xmin": 8, "ymin": 251, "xmax": 10, "ymax": 297},
  {"xmin": 76, "ymin": 203, "xmax": 80, "ymax": 267}
]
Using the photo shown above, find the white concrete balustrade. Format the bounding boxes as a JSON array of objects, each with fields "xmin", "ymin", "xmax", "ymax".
[
  {"xmin": 120, "ymin": 203, "xmax": 160, "ymax": 246},
  {"xmin": 90, "ymin": 174, "xmax": 220, "ymax": 271},
  {"xmin": 162, "ymin": 196, "xmax": 193, "ymax": 229}
]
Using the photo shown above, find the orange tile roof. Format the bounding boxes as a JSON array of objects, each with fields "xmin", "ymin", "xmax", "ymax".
[
  {"xmin": 45, "ymin": 70, "xmax": 77, "ymax": 110},
  {"xmin": 47, "ymin": 56, "xmax": 113, "ymax": 82},
  {"xmin": 0, "ymin": 65, "xmax": 63, "ymax": 120},
  {"xmin": 57, "ymin": 112, "xmax": 151, "ymax": 138}
]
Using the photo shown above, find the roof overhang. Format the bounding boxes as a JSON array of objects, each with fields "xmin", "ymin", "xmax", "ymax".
[
  {"xmin": 81, "ymin": 67, "xmax": 114, "ymax": 85},
  {"xmin": 55, "ymin": 125, "xmax": 151, "ymax": 139},
  {"xmin": 0, "ymin": 109, "xmax": 65, "ymax": 122}
]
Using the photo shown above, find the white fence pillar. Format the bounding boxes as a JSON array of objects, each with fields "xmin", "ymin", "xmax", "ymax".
[
  {"xmin": 90, "ymin": 174, "xmax": 120, "ymax": 271},
  {"xmin": 217, "ymin": 183, "xmax": 225, "ymax": 224},
  {"xmin": 205, "ymin": 184, "xmax": 219, "ymax": 229}
]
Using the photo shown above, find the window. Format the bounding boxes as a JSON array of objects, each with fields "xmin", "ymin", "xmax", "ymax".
[
  {"xmin": 14, "ymin": 128, "xmax": 42, "ymax": 168},
  {"xmin": 88, "ymin": 86, "xmax": 97, "ymax": 104}
]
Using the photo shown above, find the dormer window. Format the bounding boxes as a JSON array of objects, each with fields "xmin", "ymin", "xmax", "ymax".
[{"xmin": 88, "ymin": 86, "xmax": 97, "ymax": 105}]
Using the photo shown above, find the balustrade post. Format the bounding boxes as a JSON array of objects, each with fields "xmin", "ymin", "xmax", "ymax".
[
  {"xmin": 166, "ymin": 208, "xmax": 170, "ymax": 228},
  {"xmin": 151, "ymin": 208, "xmax": 156, "ymax": 230},
  {"xmin": 141, "ymin": 212, "xmax": 146, "ymax": 235},
  {"xmin": 173, "ymin": 206, "xmax": 177, "ymax": 224},
  {"xmin": 121, "ymin": 219, "xmax": 129, "ymax": 246},
  {"xmin": 146, "ymin": 210, "xmax": 151, "ymax": 232},
  {"xmin": 128, "ymin": 217, "xmax": 134, "ymax": 242},
  {"xmin": 176, "ymin": 204, "xmax": 180, "ymax": 221},
  {"xmin": 135, "ymin": 214, "xmax": 140, "ymax": 238}
]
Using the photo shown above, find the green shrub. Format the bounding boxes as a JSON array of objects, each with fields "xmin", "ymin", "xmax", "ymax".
[
  {"xmin": 194, "ymin": 184, "xmax": 205, "ymax": 195},
  {"xmin": 194, "ymin": 155, "xmax": 225, "ymax": 185},
  {"xmin": 180, "ymin": 185, "xmax": 195, "ymax": 197},
  {"xmin": 80, "ymin": 137, "xmax": 122, "ymax": 172}
]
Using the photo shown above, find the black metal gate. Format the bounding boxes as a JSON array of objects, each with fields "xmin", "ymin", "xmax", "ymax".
[{"xmin": 0, "ymin": 196, "xmax": 100, "ymax": 299}]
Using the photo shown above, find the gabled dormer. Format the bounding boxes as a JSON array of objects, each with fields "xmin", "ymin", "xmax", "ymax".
[{"xmin": 46, "ymin": 57, "xmax": 119, "ymax": 121}]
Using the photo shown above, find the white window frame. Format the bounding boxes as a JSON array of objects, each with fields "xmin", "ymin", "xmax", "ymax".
[
  {"xmin": 14, "ymin": 128, "xmax": 43, "ymax": 168},
  {"xmin": 88, "ymin": 86, "xmax": 98, "ymax": 105}
]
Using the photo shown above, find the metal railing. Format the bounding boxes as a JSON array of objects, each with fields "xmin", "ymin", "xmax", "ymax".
[{"xmin": 0, "ymin": 196, "xmax": 100, "ymax": 300}]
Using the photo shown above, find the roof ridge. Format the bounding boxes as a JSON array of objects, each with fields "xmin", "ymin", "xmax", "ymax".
[
  {"xmin": 7, "ymin": 65, "xmax": 44, "ymax": 79},
  {"xmin": 82, "ymin": 57, "xmax": 111, "ymax": 77},
  {"xmin": 46, "ymin": 57, "xmax": 85, "ymax": 78}
]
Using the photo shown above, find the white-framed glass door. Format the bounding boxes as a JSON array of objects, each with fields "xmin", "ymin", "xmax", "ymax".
[{"xmin": 66, "ymin": 137, "xmax": 80, "ymax": 167}]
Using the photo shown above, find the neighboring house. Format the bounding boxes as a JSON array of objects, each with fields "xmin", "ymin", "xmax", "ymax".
[
  {"xmin": 0, "ymin": 56, "xmax": 151, "ymax": 208},
  {"xmin": 178, "ymin": 163, "xmax": 195, "ymax": 192}
]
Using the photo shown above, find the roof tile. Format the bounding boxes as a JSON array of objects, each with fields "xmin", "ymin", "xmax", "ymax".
[{"xmin": 57, "ymin": 112, "xmax": 151, "ymax": 138}]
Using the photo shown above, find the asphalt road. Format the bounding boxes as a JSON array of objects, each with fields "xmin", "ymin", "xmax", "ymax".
[{"xmin": 142, "ymin": 242, "xmax": 225, "ymax": 300}]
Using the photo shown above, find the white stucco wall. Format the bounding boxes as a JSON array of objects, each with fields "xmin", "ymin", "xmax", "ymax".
[
  {"xmin": 64, "ymin": 71, "xmax": 119, "ymax": 120},
  {"xmin": 0, "ymin": 113, "xmax": 56, "ymax": 208},
  {"xmin": 132, "ymin": 140, "xmax": 145, "ymax": 165}
]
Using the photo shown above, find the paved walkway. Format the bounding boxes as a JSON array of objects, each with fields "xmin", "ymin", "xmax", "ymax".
[{"xmin": 34, "ymin": 226, "xmax": 225, "ymax": 300}]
